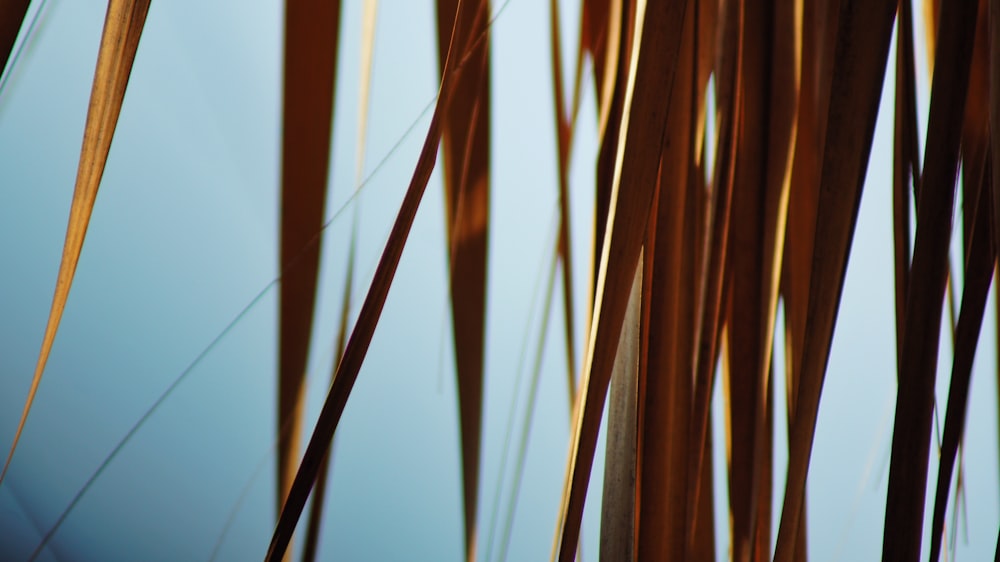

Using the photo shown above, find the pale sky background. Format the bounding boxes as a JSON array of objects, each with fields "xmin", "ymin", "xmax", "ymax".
[{"xmin": 0, "ymin": 1, "xmax": 997, "ymax": 561}]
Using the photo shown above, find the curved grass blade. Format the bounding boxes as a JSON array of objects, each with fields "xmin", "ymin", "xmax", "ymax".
[
  {"xmin": 299, "ymin": 2, "xmax": 377, "ymax": 558},
  {"xmin": 0, "ymin": 0, "xmax": 150, "ymax": 488},
  {"xmin": 263, "ymin": 2, "xmax": 493, "ymax": 558},
  {"xmin": 772, "ymin": 1, "xmax": 899, "ymax": 559},
  {"xmin": 276, "ymin": 0, "xmax": 342, "ymax": 524}
]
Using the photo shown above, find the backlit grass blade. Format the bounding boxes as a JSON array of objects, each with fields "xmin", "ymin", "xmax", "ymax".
[
  {"xmin": 772, "ymin": 2, "xmax": 899, "ymax": 559},
  {"xmin": 0, "ymin": 0, "xmax": 29, "ymax": 76},
  {"xmin": 882, "ymin": 0, "xmax": 979, "ymax": 557},
  {"xmin": 264, "ymin": 2, "xmax": 490, "ymax": 558},
  {"xmin": 0, "ymin": 0, "xmax": 149, "ymax": 487},
  {"xmin": 277, "ymin": 0, "xmax": 342, "ymax": 522},
  {"xmin": 435, "ymin": 1, "xmax": 491, "ymax": 559},
  {"xmin": 551, "ymin": 2, "xmax": 690, "ymax": 559}
]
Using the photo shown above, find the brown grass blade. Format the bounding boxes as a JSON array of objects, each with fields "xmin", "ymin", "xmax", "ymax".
[
  {"xmin": 772, "ymin": 1, "xmax": 898, "ymax": 559},
  {"xmin": 725, "ymin": 0, "xmax": 799, "ymax": 556},
  {"xmin": 928, "ymin": 146, "xmax": 993, "ymax": 562},
  {"xmin": 435, "ymin": 2, "xmax": 491, "ymax": 559},
  {"xmin": 633, "ymin": 5, "xmax": 694, "ymax": 558},
  {"xmin": 591, "ymin": 0, "xmax": 629, "ymax": 313},
  {"xmin": 264, "ymin": 2, "xmax": 490, "ymax": 558},
  {"xmin": 882, "ymin": 0, "xmax": 980, "ymax": 557},
  {"xmin": 300, "ymin": 1, "xmax": 377, "ymax": 553},
  {"xmin": 277, "ymin": 0, "xmax": 342, "ymax": 523},
  {"xmin": 686, "ymin": 0, "xmax": 741, "ymax": 545},
  {"xmin": 598, "ymin": 256, "xmax": 642, "ymax": 561},
  {"xmin": 0, "ymin": 0, "xmax": 29, "ymax": 75},
  {"xmin": 959, "ymin": 0, "xmax": 990, "ymax": 263},
  {"xmin": 892, "ymin": 0, "xmax": 921, "ymax": 359},
  {"xmin": 993, "ymin": 0, "xmax": 1000, "ymax": 245},
  {"xmin": 550, "ymin": 2, "xmax": 690, "ymax": 560},
  {"xmin": 0, "ymin": 0, "xmax": 150, "ymax": 488}
]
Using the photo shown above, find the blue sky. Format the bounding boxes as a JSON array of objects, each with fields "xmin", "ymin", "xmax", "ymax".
[{"xmin": 0, "ymin": 1, "xmax": 997, "ymax": 560}]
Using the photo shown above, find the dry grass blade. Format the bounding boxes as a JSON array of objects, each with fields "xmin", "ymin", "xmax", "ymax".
[
  {"xmin": 959, "ymin": 0, "xmax": 990, "ymax": 264},
  {"xmin": 0, "ymin": 0, "xmax": 149, "ymax": 488},
  {"xmin": 686, "ymin": 0, "xmax": 741, "ymax": 545},
  {"xmin": 598, "ymin": 256, "xmax": 641, "ymax": 562},
  {"xmin": 724, "ymin": 0, "xmax": 799, "ymax": 556},
  {"xmin": 892, "ymin": 0, "xmax": 921, "ymax": 360},
  {"xmin": 991, "ymin": 0, "xmax": 1000, "ymax": 313},
  {"xmin": 551, "ymin": 2, "xmax": 689, "ymax": 560},
  {"xmin": 277, "ymin": 0, "xmax": 341, "ymax": 523},
  {"xmin": 929, "ymin": 152, "xmax": 993, "ymax": 562},
  {"xmin": 882, "ymin": 0, "xmax": 979, "ymax": 558},
  {"xmin": 590, "ymin": 0, "xmax": 629, "ymax": 310},
  {"xmin": 0, "ymin": 0, "xmax": 29, "ymax": 75},
  {"xmin": 263, "ymin": 2, "xmax": 489, "ymax": 558},
  {"xmin": 300, "ymin": 4, "xmax": 375, "ymax": 559},
  {"xmin": 549, "ymin": 0, "xmax": 578, "ymax": 399},
  {"xmin": 435, "ymin": 1, "xmax": 491, "ymax": 559},
  {"xmin": 772, "ymin": 1, "xmax": 898, "ymax": 559},
  {"xmin": 633, "ymin": 5, "xmax": 693, "ymax": 558}
]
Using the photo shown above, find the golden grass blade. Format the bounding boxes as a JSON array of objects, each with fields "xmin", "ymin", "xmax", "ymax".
[
  {"xmin": 0, "ymin": 0, "xmax": 149, "ymax": 488},
  {"xmin": 892, "ymin": 0, "xmax": 921, "ymax": 359},
  {"xmin": 264, "ymin": 2, "xmax": 490, "ymax": 558},
  {"xmin": 550, "ymin": 2, "xmax": 691, "ymax": 560},
  {"xmin": 0, "ymin": 0, "xmax": 29, "ymax": 75},
  {"xmin": 598, "ymin": 255, "xmax": 642, "ymax": 562},
  {"xmin": 687, "ymin": 0, "xmax": 741, "ymax": 546},
  {"xmin": 435, "ymin": 2, "xmax": 491, "ymax": 559},
  {"xmin": 772, "ymin": 2, "xmax": 898, "ymax": 559},
  {"xmin": 277, "ymin": 0, "xmax": 342, "ymax": 522},
  {"xmin": 549, "ymin": 0, "xmax": 578, "ymax": 399},
  {"xmin": 923, "ymin": 0, "xmax": 940, "ymax": 76},
  {"xmin": 632, "ymin": 5, "xmax": 693, "ymax": 557},
  {"xmin": 882, "ymin": 0, "xmax": 980, "ymax": 557},
  {"xmin": 928, "ymin": 149, "xmax": 993, "ymax": 562}
]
